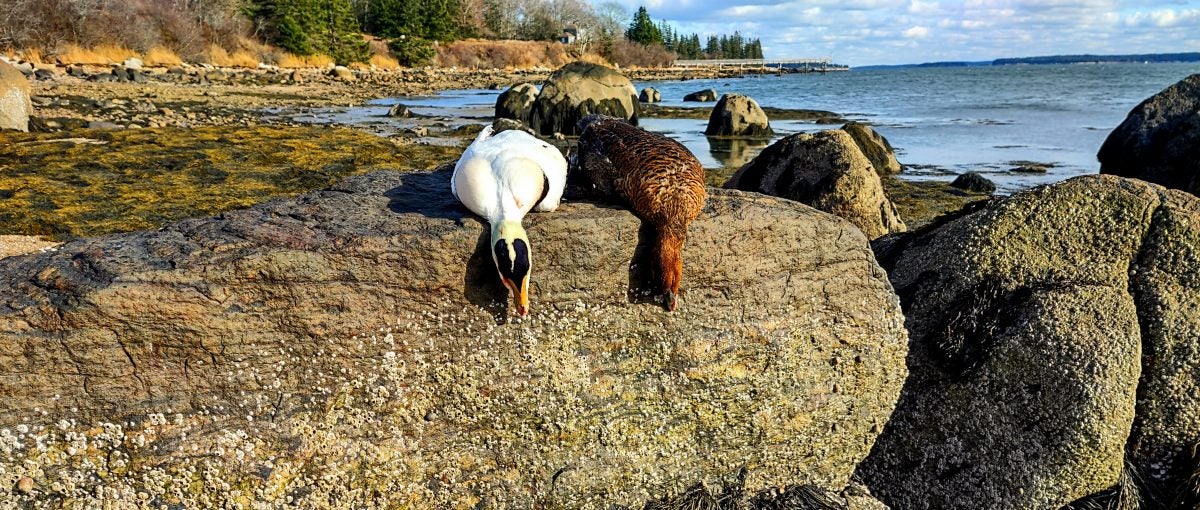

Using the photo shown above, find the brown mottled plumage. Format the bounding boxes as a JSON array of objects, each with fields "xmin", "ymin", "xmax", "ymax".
[{"xmin": 573, "ymin": 114, "xmax": 707, "ymax": 311}]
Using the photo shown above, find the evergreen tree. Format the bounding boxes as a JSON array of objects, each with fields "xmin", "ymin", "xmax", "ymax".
[
  {"xmin": 367, "ymin": 0, "xmax": 458, "ymax": 41},
  {"xmin": 624, "ymin": 7, "xmax": 662, "ymax": 45},
  {"xmin": 248, "ymin": 0, "xmax": 369, "ymax": 64},
  {"xmin": 419, "ymin": 0, "xmax": 459, "ymax": 41},
  {"xmin": 321, "ymin": 0, "xmax": 371, "ymax": 63},
  {"xmin": 705, "ymin": 35, "xmax": 718, "ymax": 57}
]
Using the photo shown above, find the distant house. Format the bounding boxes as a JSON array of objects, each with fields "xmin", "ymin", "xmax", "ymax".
[{"xmin": 558, "ymin": 27, "xmax": 579, "ymax": 44}]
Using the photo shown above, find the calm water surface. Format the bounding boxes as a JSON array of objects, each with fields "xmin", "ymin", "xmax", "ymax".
[{"xmin": 295, "ymin": 63, "xmax": 1200, "ymax": 194}]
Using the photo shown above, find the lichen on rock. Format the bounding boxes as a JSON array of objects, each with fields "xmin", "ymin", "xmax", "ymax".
[{"xmin": 0, "ymin": 170, "xmax": 908, "ymax": 508}]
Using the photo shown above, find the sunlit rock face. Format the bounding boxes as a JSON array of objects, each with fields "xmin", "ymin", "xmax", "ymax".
[
  {"xmin": 0, "ymin": 169, "xmax": 907, "ymax": 508},
  {"xmin": 528, "ymin": 61, "xmax": 639, "ymax": 136},
  {"xmin": 860, "ymin": 175, "xmax": 1200, "ymax": 509}
]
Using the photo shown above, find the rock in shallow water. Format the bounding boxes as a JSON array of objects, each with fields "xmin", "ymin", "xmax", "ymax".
[
  {"xmin": 0, "ymin": 169, "xmax": 907, "ymax": 508},
  {"xmin": 1099, "ymin": 73, "xmax": 1200, "ymax": 196},
  {"xmin": 724, "ymin": 129, "xmax": 906, "ymax": 240},
  {"xmin": 705, "ymin": 93, "xmax": 772, "ymax": 137},
  {"xmin": 950, "ymin": 172, "xmax": 996, "ymax": 194},
  {"xmin": 528, "ymin": 61, "xmax": 638, "ymax": 136},
  {"xmin": 859, "ymin": 174, "xmax": 1200, "ymax": 509}
]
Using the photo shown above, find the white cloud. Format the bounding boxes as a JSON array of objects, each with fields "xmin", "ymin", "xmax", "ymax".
[
  {"xmin": 903, "ymin": 26, "xmax": 931, "ymax": 37},
  {"xmin": 598, "ymin": 0, "xmax": 1200, "ymax": 65},
  {"xmin": 909, "ymin": 0, "xmax": 940, "ymax": 14}
]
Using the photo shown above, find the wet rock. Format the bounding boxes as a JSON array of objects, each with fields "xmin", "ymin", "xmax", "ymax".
[
  {"xmin": 684, "ymin": 88, "xmax": 718, "ymax": 102},
  {"xmin": 88, "ymin": 72, "xmax": 118, "ymax": 83},
  {"xmin": 950, "ymin": 172, "xmax": 996, "ymax": 194},
  {"xmin": 86, "ymin": 120, "xmax": 123, "ymax": 130},
  {"xmin": 494, "ymin": 82, "xmax": 537, "ymax": 122},
  {"xmin": 1010, "ymin": 163, "xmax": 1051, "ymax": 173},
  {"xmin": 704, "ymin": 93, "xmax": 772, "ymax": 137},
  {"xmin": 724, "ymin": 129, "xmax": 906, "ymax": 239},
  {"xmin": 0, "ymin": 61, "xmax": 33, "ymax": 132},
  {"xmin": 841, "ymin": 122, "xmax": 901, "ymax": 175},
  {"xmin": 639, "ymin": 87, "xmax": 661, "ymax": 103},
  {"xmin": 1099, "ymin": 73, "xmax": 1200, "ymax": 196},
  {"xmin": 0, "ymin": 170, "xmax": 907, "ymax": 508},
  {"xmin": 386, "ymin": 103, "xmax": 414, "ymax": 118},
  {"xmin": 491, "ymin": 116, "xmax": 534, "ymax": 135},
  {"xmin": 859, "ymin": 175, "xmax": 1200, "ymax": 509},
  {"xmin": 529, "ymin": 61, "xmax": 638, "ymax": 136}
]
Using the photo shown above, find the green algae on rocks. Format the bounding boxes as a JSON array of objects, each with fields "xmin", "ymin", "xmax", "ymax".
[{"xmin": 0, "ymin": 126, "xmax": 463, "ymax": 239}]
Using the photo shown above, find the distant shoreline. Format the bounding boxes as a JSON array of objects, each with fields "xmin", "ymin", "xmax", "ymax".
[{"xmin": 857, "ymin": 52, "xmax": 1200, "ymax": 70}]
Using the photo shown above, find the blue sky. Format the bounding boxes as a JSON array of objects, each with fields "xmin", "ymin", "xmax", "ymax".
[{"xmin": 603, "ymin": 0, "xmax": 1200, "ymax": 66}]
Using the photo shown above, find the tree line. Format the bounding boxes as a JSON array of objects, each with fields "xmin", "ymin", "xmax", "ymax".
[
  {"xmin": 246, "ymin": 1, "xmax": 763, "ymax": 66},
  {"xmin": 624, "ymin": 7, "xmax": 763, "ymax": 60},
  {"xmin": 1, "ymin": 0, "xmax": 764, "ymax": 67}
]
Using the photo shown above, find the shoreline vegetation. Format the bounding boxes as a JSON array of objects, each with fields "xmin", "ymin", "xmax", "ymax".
[{"xmin": 1, "ymin": 0, "xmax": 771, "ymax": 73}]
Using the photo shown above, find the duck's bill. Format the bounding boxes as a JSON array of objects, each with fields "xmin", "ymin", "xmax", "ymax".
[{"xmin": 504, "ymin": 278, "xmax": 530, "ymax": 317}]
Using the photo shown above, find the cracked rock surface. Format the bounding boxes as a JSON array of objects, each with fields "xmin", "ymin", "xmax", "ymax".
[
  {"xmin": 859, "ymin": 174, "xmax": 1200, "ymax": 509},
  {"xmin": 0, "ymin": 169, "xmax": 906, "ymax": 508}
]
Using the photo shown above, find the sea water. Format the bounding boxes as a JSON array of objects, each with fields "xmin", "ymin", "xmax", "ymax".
[{"xmin": 309, "ymin": 62, "xmax": 1200, "ymax": 194}]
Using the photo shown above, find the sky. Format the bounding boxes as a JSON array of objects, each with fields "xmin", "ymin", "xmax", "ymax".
[{"xmin": 600, "ymin": 0, "xmax": 1200, "ymax": 66}]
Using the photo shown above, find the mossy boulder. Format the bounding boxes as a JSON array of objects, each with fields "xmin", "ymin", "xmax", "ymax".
[
  {"xmin": 0, "ymin": 60, "xmax": 32, "ymax": 132},
  {"xmin": 705, "ymin": 93, "xmax": 772, "ymax": 137},
  {"xmin": 0, "ymin": 170, "xmax": 907, "ymax": 508},
  {"xmin": 841, "ymin": 122, "xmax": 900, "ymax": 175},
  {"xmin": 858, "ymin": 175, "xmax": 1200, "ymax": 509},
  {"xmin": 528, "ymin": 61, "xmax": 639, "ymax": 136},
  {"xmin": 1099, "ymin": 73, "xmax": 1200, "ymax": 196},
  {"xmin": 724, "ymin": 129, "xmax": 906, "ymax": 239},
  {"xmin": 494, "ymin": 82, "xmax": 538, "ymax": 122}
]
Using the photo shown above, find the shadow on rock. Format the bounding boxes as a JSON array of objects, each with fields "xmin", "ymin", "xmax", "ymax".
[
  {"xmin": 464, "ymin": 229, "xmax": 510, "ymax": 324},
  {"xmin": 384, "ymin": 168, "xmax": 463, "ymax": 219},
  {"xmin": 626, "ymin": 221, "xmax": 659, "ymax": 307}
]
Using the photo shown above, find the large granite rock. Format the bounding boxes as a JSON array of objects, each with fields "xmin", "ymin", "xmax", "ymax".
[
  {"xmin": 1099, "ymin": 73, "xmax": 1200, "ymax": 196},
  {"xmin": 494, "ymin": 82, "xmax": 538, "ymax": 122},
  {"xmin": 528, "ymin": 61, "xmax": 638, "ymax": 136},
  {"xmin": 724, "ymin": 130, "xmax": 906, "ymax": 239},
  {"xmin": 0, "ymin": 60, "xmax": 32, "ymax": 132},
  {"xmin": 859, "ymin": 175, "xmax": 1200, "ymax": 509},
  {"xmin": 705, "ymin": 93, "xmax": 772, "ymax": 137},
  {"xmin": 0, "ymin": 170, "xmax": 908, "ymax": 508},
  {"xmin": 842, "ymin": 122, "xmax": 901, "ymax": 175}
]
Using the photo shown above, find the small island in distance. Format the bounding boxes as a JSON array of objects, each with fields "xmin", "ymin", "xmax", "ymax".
[{"xmin": 857, "ymin": 51, "xmax": 1200, "ymax": 69}]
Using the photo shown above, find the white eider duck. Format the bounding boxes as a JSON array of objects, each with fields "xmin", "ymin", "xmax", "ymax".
[{"xmin": 452, "ymin": 125, "xmax": 567, "ymax": 317}]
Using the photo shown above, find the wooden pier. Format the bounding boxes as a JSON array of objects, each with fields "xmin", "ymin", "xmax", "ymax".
[{"xmin": 671, "ymin": 58, "xmax": 845, "ymax": 73}]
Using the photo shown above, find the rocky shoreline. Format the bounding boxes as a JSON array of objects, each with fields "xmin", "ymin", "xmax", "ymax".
[{"xmin": 2, "ymin": 58, "xmax": 1199, "ymax": 509}]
